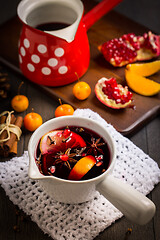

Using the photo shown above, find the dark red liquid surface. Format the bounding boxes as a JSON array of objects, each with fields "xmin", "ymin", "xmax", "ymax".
[
  {"xmin": 35, "ymin": 126, "xmax": 111, "ymax": 180},
  {"xmin": 35, "ymin": 22, "xmax": 70, "ymax": 31}
]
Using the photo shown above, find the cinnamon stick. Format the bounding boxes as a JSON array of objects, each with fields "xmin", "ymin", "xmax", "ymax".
[
  {"xmin": 3, "ymin": 116, "xmax": 23, "ymax": 153},
  {"xmin": 0, "ymin": 115, "xmax": 6, "ymax": 155},
  {"xmin": 0, "ymin": 114, "xmax": 16, "ymax": 155},
  {"xmin": 9, "ymin": 141, "xmax": 18, "ymax": 157}
]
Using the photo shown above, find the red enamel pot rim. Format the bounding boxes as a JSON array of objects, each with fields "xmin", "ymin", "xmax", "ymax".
[{"xmin": 17, "ymin": 0, "xmax": 123, "ymax": 86}]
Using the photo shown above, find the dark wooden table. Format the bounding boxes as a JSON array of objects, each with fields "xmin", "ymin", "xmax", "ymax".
[{"xmin": 0, "ymin": 0, "xmax": 160, "ymax": 239}]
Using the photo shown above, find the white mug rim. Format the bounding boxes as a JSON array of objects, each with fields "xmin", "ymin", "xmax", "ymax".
[{"xmin": 28, "ymin": 116, "xmax": 116, "ymax": 184}]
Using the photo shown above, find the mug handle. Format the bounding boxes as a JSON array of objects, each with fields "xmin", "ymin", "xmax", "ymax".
[{"xmin": 96, "ymin": 175, "xmax": 156, "ymax": 225}]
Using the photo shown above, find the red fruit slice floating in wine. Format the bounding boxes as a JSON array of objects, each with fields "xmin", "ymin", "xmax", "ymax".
[
  {"xmin": 41, "ymin": 153, "xmax": 54, "ymax": 175},
  {"xmin": 95, "ymin": 77, "xmax": 133, "ymax": 109},
  {"xmin": 99, "ymin": 31, "xmax": 160, "ymax": 67},
  {"xmin": 40, "ymin": 129, "xmax": 86, "ymax": 155}
]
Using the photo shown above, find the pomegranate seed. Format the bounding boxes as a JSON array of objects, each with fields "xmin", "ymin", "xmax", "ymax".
[
  {"xmin": 49, "ymin": 166, "xmax": 56, "ymax": 174},
  {"xmin": 60, "ymin": 154, "xmax": 69, "ymax": 161},
  {"xmin": 57, "ymin": 132, "xmax": 62, "ymax": 137},
  {"xmin": 96, "ymin": 161, "xmax": 103, "ymax": 167},
  {"xmin": 116, "ymin": 99, "xmax": 121, "ymax": 104},
  {"xmin": 81, "ymin": 153, "xmax": 86, "ymax": 157},
  {"xmin": 63, "ymin": 129, "xmax": 71, "ymax": 137},
  {"xmin": 96, "ymin": 155, "xmax": 103, "ymax": 161}
]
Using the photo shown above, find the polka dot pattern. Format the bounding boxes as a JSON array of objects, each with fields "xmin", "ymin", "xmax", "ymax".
[
  {"xmin": 19, "ymin": 38, "xmax": 68, "ymax": 75},
  {"xmin": 24, "ymin": 38, "xmax": 30, "ymax": 48},
  {"xmin": 31, "ymin": 54, "xmax": 40, "ymax": 63},
  {"xmin": 48, "ymin": 58, "xmax": 58, "ymax": 67},
  {"xmin": 27, "ymin": 63, "xmax": 35, "ymax": 72},
  {"xmin": 54, "ymin": 47, "xmax": 64, "ymax": 57},
  {"xmin": 42, "ymin": 67, "xmax": 51, "ymax": 75},
  {"xmin": 19, "ymin": 55, "xmax": 22, "ymax": 64},
  {"xmin": 58, "ymin": 66, "xmax": 68, "ymax": 74},
  {"xmin": 37, "ymin": 44, "xmax": 47, "ymax": 54},
  {"xmin": 20, "ymin": 47, "xmax": 26, "ymax": 56}
]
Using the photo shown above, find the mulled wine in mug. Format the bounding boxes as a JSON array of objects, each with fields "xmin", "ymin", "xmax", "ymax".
[{"xmin": 28, "ymin": 116, "xmax": 156, "ymax": 225}]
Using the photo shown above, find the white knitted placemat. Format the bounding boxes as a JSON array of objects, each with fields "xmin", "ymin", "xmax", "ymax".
[{"xmin": 0, "ymin": 109, "xmax": 160, "ymax": 240}]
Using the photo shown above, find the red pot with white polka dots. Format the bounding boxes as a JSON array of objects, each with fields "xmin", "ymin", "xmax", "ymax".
[{"xmin": 17, "ymin": 0, "xmax": 123, "ymax": 87}]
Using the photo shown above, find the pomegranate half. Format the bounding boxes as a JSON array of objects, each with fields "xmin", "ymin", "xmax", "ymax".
[
  {"xmin": 95, "ymin": 77, "xmax": 133, "ymax": 109},
  {"xmin": 99, "ymin": 31, "xmax": 160, "ymax": 67}
]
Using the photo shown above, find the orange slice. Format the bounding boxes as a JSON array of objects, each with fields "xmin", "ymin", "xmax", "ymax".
[
  {"xmin": 126, "ymin": 60, "xmax": 160, "ymax": 77},
  {"xmin": 68, "ymin": 155, "xmax": 96, "ymax": 180},
  {"xmin": 125, "ymin": 69, "xmax": 160, "ymax": 96}
]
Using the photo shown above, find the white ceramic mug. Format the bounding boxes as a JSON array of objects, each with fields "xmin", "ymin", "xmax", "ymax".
[{"xmin": 28, "ymin": 116, "xmax": 156, "ymax": 225}]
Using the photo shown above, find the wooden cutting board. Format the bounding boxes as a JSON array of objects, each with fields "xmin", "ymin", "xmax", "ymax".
[{"xmin": 0, "ymin": 0, "xmax": 160, "ymax": 136}]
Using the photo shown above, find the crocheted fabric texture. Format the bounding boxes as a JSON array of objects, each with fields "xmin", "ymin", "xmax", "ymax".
[{"xmin": 0, "ymin": 109, "xmax": 160, "ymax": 240}]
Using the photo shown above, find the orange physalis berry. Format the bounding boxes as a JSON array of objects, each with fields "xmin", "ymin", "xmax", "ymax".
[
  {"xmin": 11, "ymin": 81, "xmax": 29, "ymax": 112},
  {"xmin": 24, "ymin": 109, "xmax": 43, "ymax": 132},
  {"xmin": 55, "ymin": 99, "xmax": 74, "ymax": 117},
  {"xmin": 73, "ymin": 73, "xmax": 91, "ymax": 100}
]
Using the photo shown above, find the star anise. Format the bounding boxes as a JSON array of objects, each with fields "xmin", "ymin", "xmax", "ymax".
[
  {"xmin": 54, "ymin": 147, "xmax": 86, "ymax": 170},
  {"xmin": 87, "ymin": 137, "xmax": 105, "ymax": 156}
]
